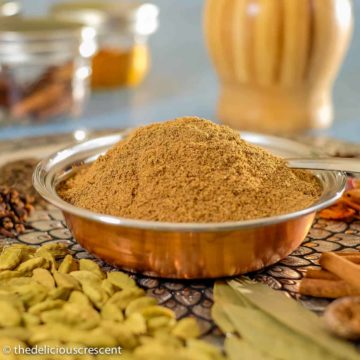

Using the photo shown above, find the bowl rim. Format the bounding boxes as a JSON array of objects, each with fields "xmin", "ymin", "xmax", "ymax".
[{"xmin": 33, "ymin": 131, "xmax": 347, "ymax": 232}]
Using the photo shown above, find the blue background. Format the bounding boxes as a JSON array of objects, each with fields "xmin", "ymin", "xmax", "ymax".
[{"xmin": 1, "ymin": 0, "xmax": 359, "ymax": 141}]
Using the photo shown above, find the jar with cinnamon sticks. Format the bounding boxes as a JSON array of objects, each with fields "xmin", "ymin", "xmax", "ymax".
[
  {"xmin": 0, "ymin": 18, "xmax": 96, "ymax": 124},
  {"xmin": 51, "ymin": 0, "xmax": 159, "ymax": 89}
]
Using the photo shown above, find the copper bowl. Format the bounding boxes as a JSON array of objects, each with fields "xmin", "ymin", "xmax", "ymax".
[{"xmin": 33, "ymin": 131, "xmax": 346, "ymax": 279}]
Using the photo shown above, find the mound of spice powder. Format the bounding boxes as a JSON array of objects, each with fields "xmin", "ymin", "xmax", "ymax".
[{"xmin": 59, "ymin": 117, "xmax": 322, "ymax": 222}]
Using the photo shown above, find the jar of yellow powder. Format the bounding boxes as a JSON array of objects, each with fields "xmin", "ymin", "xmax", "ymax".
[{"xmin": 51, "ymin": 1, "xmax": 159, "ymax": 89}]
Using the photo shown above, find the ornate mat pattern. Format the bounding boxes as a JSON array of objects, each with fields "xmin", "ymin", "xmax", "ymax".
[{"xmin": 2, "ymin": 206, "xmax": 359, "ymax": 344}]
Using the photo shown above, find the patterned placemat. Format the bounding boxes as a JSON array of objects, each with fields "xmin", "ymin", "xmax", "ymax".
[
  {"xmin": 1, "ymin": 205, "xmax": 358, "ymax": 346},
  {"xmin": 0, "ymin": 131, "xmax": 359, "ymax": 347}
]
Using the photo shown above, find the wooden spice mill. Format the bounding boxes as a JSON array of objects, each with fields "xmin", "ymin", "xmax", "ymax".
[{"xmin": 204, "ymin": 0, "xmax": 353, "ymax": 134}]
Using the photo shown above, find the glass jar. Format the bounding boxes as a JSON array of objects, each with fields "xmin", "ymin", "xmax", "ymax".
[
  {"xmin": 0, "ymin": 18, "xmax": 96, "ymax": 124},
  {"xmin": 0, "ymin": 1, "xmax": 21, "ymax": 17},
  {"xmin": 51, "ymin": 1, "xmax": 159, "ymax": 90}
]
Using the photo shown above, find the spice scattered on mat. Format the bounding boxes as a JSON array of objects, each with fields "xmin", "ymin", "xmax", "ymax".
[
  {"xmin": 0, "ymin": 242, "xmax": 225, "ymax": 359},
  {"xmin": 0, "ymin": 158, "xmax": 46, "ymax": 208},
  {"xmin": 0, "ymin": 187, "xmax": 33, "ymax": 238},
  {"xmin": 59, "ymin": 117, "xmax": 322, "ymax": 222}
]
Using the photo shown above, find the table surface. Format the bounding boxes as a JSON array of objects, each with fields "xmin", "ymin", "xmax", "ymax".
[{"xmin": 1, "ymin": 0, "xmax": 359, "ymax": 142}]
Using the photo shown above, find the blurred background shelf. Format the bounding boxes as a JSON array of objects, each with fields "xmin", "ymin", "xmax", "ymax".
[{"xmin": 0, "ymin": 0, "xmax": 359, "ymax": 141}]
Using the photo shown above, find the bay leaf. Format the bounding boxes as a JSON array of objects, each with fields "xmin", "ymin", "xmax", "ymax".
[
  {"xmin": 228, "ymin": 278, "xmax": 359, "ymax": 360},
  {"xmin": 222, "ymin": 304, "xmax": 337, "ymax": 360},
  {"xmin": 211, "ymin": 303, "xmax": 235, "ymax": 334},
  {"xmin": 225, "ymin": 336, "xmax": 273, "ymax": 360},
  {"xmin": 214, "ymin": 282, "xmax": 251, "ymax": 308}
]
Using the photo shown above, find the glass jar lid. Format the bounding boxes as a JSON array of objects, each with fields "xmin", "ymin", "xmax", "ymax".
[
  {"xmin": 51, "ymin": 0, "xmax": 159, "ymax": 36},
  {"xmin": 0, "ymin": 1, "xmax": 20, "ymax": 17},
  {"xmin": 0, "ymin": 18, "xmax": 97, "ymax": 63}
]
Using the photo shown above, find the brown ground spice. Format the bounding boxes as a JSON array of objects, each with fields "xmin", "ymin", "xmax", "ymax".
[{"xmin": 59, "ymin": 117, "xmax": 322, "ymax": 222}]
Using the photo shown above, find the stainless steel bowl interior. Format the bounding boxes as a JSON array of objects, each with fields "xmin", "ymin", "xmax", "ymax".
[{"xmin": 33, "ymin": 131, "xmax": 347, "ymax": 232}]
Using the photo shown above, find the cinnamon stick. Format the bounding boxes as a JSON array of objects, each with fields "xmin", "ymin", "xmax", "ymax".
[
  {"xmin": 335, "ymin": 251, "xmax": 360, "ymax": 256},
  {"xmin": 298, "ymin": 278, "xmax": 360, "ymax": 298},
  {"xmin": 304, "ymin": 269, "xmax": 339, "ymax": 281},
  {"xmin": 51, "ymin": 62, "xmax": 73, "ymax": 82},
  {"xmin": 36, "ymin": 95, "xmax": 72, "ymax": 120},
  {"xmin": 333, "ymin": 252, "xmax": 360, "ymax": 264},
  {"xmin": 319, "ymin": 252, "xmax": 360, "ymax": 291},
  {"xmin": 11, "ymin": 83, "xmax": 66, "ymax": 118},
  {"xmin": 344, "ymin": 257, "xmax": 360, "ymax": 264},
  {"xmin": 4, "ymin": 62, "xmax": 75, "ymax": 121}
]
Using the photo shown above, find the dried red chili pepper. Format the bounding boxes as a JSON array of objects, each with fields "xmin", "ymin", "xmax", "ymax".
[{"xmin": 319, "ymin": 202, "xmax": 356, "ymax": 220}]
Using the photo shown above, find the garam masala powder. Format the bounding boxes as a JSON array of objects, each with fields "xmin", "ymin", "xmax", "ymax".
[{"xmin": 59, "ymin": 117, "xmax": 322, "ymax": 222}]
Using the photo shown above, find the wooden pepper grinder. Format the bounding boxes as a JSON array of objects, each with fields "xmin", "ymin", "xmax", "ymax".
[{"xmin": 204, "ymin": 0, "xmax": 353, "ymax": 134}]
